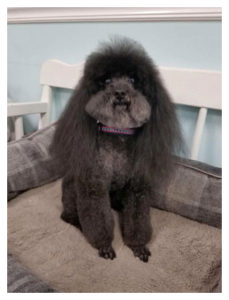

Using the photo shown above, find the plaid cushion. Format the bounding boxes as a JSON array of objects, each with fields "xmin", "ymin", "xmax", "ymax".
[
  {"xmin": 7, "ymin": 123, "xmax": 61, "ymax": 200},
  {"xmin": 7, "ymin": 123, "xmax": 221, "ymax": 228},
  {"xmin": 152, "ymin": 158, "xmax": 222, "ymax": 228},
  {"xmin": 8, "ymin": 254, "xmax": 55, "ymax": 293}
]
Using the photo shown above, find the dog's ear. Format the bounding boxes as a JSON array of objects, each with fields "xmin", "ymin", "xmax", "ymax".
[
  {"xmin": 132, "ymin": 72, "xmax": 182, "ymax": 184},
  {"xmin": 50, "ymin": 83, "xmax": 97, "ymax": 177},
  {"xmin": 153, "ymin": 75, "xmax": 182, "ymax": 153}
]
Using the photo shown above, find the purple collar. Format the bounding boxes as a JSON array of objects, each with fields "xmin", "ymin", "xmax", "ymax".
[{"xmin": 98, "ymin": 123, "xmax": 136, "ymax": 136}]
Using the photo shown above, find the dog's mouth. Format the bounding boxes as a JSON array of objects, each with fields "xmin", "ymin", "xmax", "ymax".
[
  {"xmin": 114, "ymin": 100, "xmax": 130, "ymax": 106},
  {"xmin": 113, "ymin": 99, "xmax": 131, "ymax": 110}
]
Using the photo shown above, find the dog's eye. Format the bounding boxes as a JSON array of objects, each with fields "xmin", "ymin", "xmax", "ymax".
[
  {"xmin": 129, "ymin": 78, "xmax": 135, "ymax": 84},
  {"xmin": 105, "ymin": 79, "xmax": 111, "ymax": 84}
]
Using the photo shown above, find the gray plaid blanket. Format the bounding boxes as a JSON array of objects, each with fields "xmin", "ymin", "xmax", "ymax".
[{"xmin": 8, "ymin": 254, "xmax": 55, "ymax": 293}]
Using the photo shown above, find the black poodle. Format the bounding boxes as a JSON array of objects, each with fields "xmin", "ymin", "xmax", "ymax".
[{"xmin": 50, "ymin": 37, "xmax": 182, "ymax": 262}]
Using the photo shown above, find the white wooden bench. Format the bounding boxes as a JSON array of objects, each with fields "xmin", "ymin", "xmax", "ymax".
[{"xmin": 7, "ymin": 60, "xmax": 221, "ymax": 160}]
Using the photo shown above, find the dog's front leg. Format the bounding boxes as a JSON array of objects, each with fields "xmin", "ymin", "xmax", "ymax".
[
  {"xmin": 76, "ymin": 179, "xmax": 116, "ymax": 260},
  {"xmin": 120, "ymin": 181, "xmax": 152, "ymax": 262}
]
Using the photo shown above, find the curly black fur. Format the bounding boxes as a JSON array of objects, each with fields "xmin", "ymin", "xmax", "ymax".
[{"xmin": 50, "ymin": 37, "xmax": 182, "ymax": 262}]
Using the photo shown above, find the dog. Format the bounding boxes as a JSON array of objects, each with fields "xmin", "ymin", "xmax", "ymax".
[{"xmin": 50, "ymin": 38, "xmax": 182, "ymax": 262}]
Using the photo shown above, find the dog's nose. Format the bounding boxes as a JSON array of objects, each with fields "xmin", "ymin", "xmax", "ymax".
[{"xmin": 114, "ymin": 89, "xmax": 126, "ymax": 101}]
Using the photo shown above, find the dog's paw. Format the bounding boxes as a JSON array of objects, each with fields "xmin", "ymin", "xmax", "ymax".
[
  {"xmin": 98, "ymin": 246, "xmax": 116, "ymax": 260},
  {"xmin": 131, "ymin": 246, "xmax": 151, "ymax": 263}
]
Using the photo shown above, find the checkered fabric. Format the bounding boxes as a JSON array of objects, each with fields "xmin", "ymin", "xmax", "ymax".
[
  {"xmin": 7, "ymin": 123, "xmax": 60, "ymax": 200},
  {"xmin": 8, "ymin": 254, "xmax": 55, "ymax": 293},
  {"xmin": 152, "ymin": 158, "xmax": 222, "ymax": 228}
]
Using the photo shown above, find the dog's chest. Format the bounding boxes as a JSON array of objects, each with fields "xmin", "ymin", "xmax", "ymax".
[{"xmin": 98, "ymin": 140, "xmax": 131, "ymax": 189}]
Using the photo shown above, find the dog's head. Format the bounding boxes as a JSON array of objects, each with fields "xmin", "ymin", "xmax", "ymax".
[
  {"xmin": 82, "ymin": 39, "xmax": 157, "ymax": 129},
  {"xmin": 85, "ymin": 76, "xmax": 151, "ymax": 129},
  {"xmin": 51, "ymin": 37, "xmax": 182, "ymax": 182}
]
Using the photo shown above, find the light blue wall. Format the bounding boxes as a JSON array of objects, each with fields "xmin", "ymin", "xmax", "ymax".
[{"xmin": 8, "ymin": 21, "xmax": 222, "ymax": 167}]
